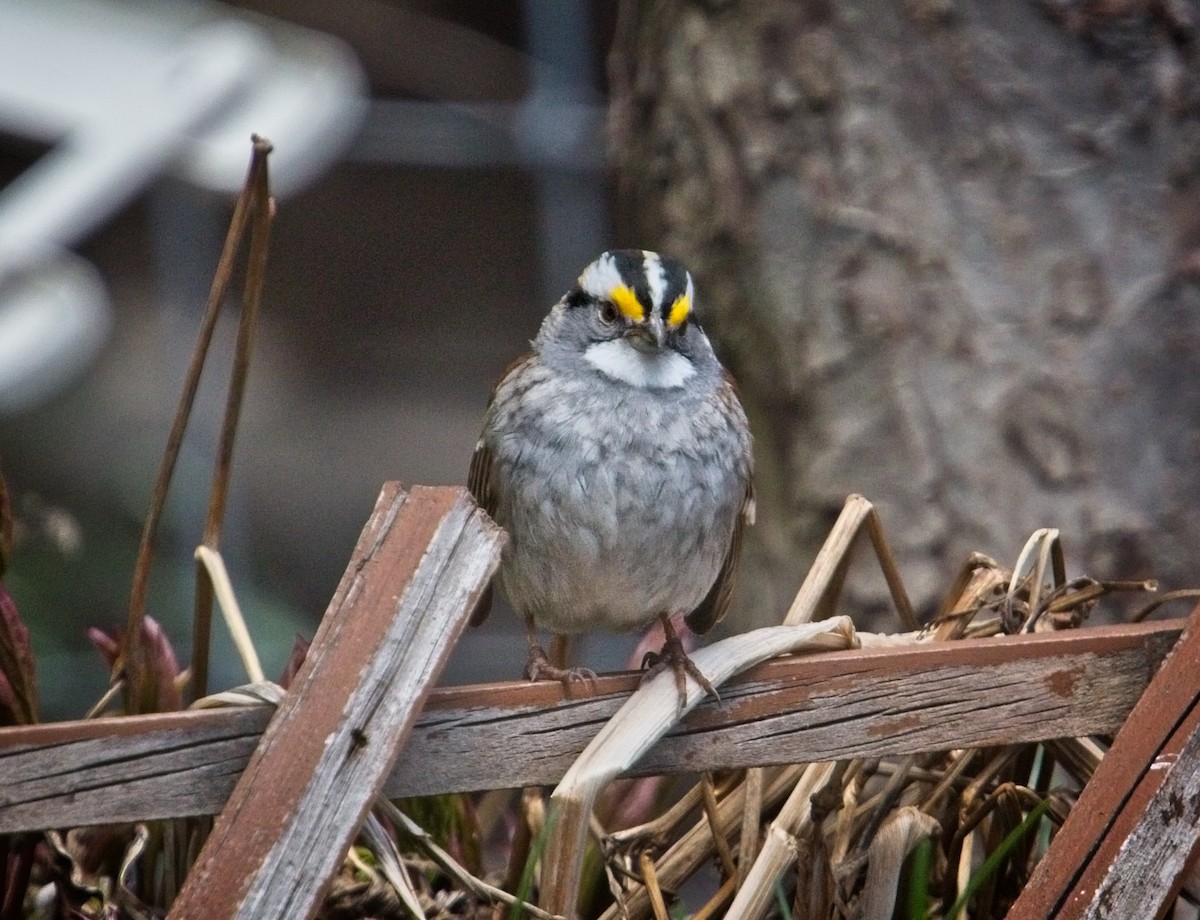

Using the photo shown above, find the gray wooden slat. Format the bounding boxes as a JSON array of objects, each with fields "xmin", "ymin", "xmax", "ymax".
[{"xmin": 0, "ymin": 618, "xmax": 1181, "ymax": 833}]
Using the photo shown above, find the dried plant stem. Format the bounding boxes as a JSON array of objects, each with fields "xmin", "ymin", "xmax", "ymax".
[
  {"xmin": 853, "ymin": 755, "xmax": 921, "ymax": 857},
  {"xmin": 542, "ymin": 620, "xmax": 856, "ymax": 917},
  {"xmin": 192, "ymin": 135, "xmax": 275, "ymax": 702},
  {"xmin": 597, "ymin": 765, "xmax": 805, "ymax": 920},
  {"xmin": 700, "ymin": 773, "xmax": 737, "ymax": 880},
  {"xmin": 84, "ymin": 679, "xmax": 125, "ymax": 719},
  {"xmin": 638, "ymin": 852, "xmax": 670, "ymax": 920},
  {"xmin": 121, "ymin": 137, "xmax": 271, "ymax": 713},
  {"xmin": 919, "ymin": 749, "xmax": 980, "ymax": 814},
  {"xmin": 1132, "ymin": 587, "xmax": 1200, "ymax": 622},
  {"xmin": 193, "ymin": 546, "xmax": 264, "ymax": 683},
  {"xmin": 504, "ymin": 787, "xmax": 544, "ymax": 896},
  {"xmin": 932, "ymin": 555, "xmax": 1006, "ymax": 640},
  {"xmin": 830, "ymin": 761, "xmax": 866, "ymax": 866},
  {"xmin": 1043, "ymin": 737, "xmax": 1104, "ymax": 787},
  {"xmin": 1011, "ymin": 529, "xmax": 1066, "ymax": 632},
  {"xmin": 607, "ymin": 783, "xmax": 705, "ymax": 848},
  {"xmin": 737, "ymin": 767, "xmax": 763, "ymax": 888},
  {"xmin": 782, "ymin": 494, "xmax": 915, "ymax": 628},
  {"xmin": 381, "ymin": 799, "xmax": 565, "ymax": 920},
  {"xmin": 725, "ymin": 761, "xmax": 838, "ymax": 920}
]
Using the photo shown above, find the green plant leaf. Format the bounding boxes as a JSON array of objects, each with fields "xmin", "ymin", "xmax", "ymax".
[
  {"xmin": 946, "ymin": 798, "xmax": 1051, "ymax": 919},
  {"xmin": 906, "ymin": 834, "xmax": 933, "ymax": 919}
]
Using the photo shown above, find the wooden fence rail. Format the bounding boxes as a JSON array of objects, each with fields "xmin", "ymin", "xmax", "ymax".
[{"xmin": 0, "ymin": 617, "xmax": 1182, "ymax": 833}]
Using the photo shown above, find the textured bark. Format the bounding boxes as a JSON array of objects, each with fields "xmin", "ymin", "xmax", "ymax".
[{"xmin": 609, "ymin": 0, "xmax": 1200, "ymax": 625}]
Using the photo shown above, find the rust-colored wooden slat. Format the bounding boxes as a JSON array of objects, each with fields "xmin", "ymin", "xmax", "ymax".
[
  {"xmin": 166, "ymin": 483, "xmax": 504, "ymax": 920},
  {"xmin": 0, "ymin": 619, "xmax": 1181, "ymax": 832},
  {"xmin": 1075, "ymin": 701, "xmax": 1200, "ymax": 919},
  {"xmin": 1007, "ymin": 601, "xmax": 1200, "ymax": 920},
  {"xmin": 394, "ymin": 618, "xmax": 1178, "ymax": 795}
]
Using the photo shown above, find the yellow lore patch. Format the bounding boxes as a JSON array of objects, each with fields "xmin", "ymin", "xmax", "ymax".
[
  {"xmin": 610, "ymin": 285, "xmax": 644, "ymax": 321},
  {"xmin": 667, "ymin": 293, "xmax": 691, "ymax": 327}
]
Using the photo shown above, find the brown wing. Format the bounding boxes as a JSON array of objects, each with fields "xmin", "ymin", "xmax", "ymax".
[
  {"xmin": 467, "ymin": 435, "xmax": 496, "ymax": 626},
  {"xmin": 465, "ymin": 353, "xmax": 533, "ymax": 626},
  {"xmin": 685, "ymin": 480, "xmax": 755, "ymax": 635}
]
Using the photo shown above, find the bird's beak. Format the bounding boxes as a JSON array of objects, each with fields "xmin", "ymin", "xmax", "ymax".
[{"xmin": 625, "ymin": 316, "xmax": 666, "ymax": 351}]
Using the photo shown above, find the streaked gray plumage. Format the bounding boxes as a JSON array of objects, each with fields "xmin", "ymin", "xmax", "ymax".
[{"xmin": 469, "ymin": 250, "xmax": 753, "ymax": 688}]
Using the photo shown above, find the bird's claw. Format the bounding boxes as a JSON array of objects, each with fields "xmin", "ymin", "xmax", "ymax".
[
  {"xmin": 641, "ymin": 636, "xmax": 719, "ymax": 714},
  {"xmin": 525, "ymin": 643, "xmax": 597, "ymax": 686}
]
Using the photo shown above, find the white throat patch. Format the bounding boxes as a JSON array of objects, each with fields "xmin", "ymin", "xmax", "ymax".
[{"xmin": 583, "ymin": 339, "xmax": 696, "ymax": 389}]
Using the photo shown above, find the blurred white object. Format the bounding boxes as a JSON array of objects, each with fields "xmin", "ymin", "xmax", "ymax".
[
  {"xmin": 0, "ymin": 0, "xmax": 367, "ymax": 412},
  {"xmin": 0, "ymin": 254, "xmax": 111, "ymax": 413}
]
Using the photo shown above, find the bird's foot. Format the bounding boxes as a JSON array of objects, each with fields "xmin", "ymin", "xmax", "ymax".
[
  {"xmin": 525, "ymin": 643, "xmax": 597, "ymax": 686},
  {"xmin": 641, "ymin": 631, "xmax": 719, "ymax": 713}
]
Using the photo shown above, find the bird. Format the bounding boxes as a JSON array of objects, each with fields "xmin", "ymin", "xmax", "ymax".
[{"xmin": 468, "ymin": 249, "xmax": 754, "ymax": 706}]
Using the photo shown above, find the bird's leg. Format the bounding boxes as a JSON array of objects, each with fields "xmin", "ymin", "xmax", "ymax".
[
  {"xmin": 523, "ymin": 617, "xmax": 596, "ymax": 685},
  {"xmin": 549, "ymin": 633, "xmax": 571, "ymax": 671},
  {"xmin": 642, "ymin": 612, "xmax": 719, "ymax": 710}
]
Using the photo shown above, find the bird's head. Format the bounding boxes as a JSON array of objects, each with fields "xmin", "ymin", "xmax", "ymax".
[{"xmin": 539, "ymin": 249, "xmax": 710, "ymax": 390}]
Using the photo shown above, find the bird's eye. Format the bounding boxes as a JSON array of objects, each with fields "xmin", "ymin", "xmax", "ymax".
[{"xmin": 598, "ymin": 301, "xmax": 620, "ymax": 325}]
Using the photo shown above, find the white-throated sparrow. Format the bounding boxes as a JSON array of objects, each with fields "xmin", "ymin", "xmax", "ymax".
[{"xmin": 469, "ymin": 249, "xmax": 754, "ymax": 704}]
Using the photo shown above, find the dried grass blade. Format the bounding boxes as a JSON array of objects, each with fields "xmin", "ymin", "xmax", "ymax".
[
  {"xmin": 382, "ymin": 799, "xmax": 564, "ymax": 920},
  {"xmin": 858, "ymin": 806, "xmax": 940, "ymax": 920},
  {"xmin": 724, "ymin": 761, "xmax": 838, "ymax": 920},
  {"xmin": 783, "ymin": 496, "xmax": 874, "ymax": 625},
  {"xmin": 540, "ymin": 619, "xmax": 857, "ymax": 917},
  {"xmin": 737, "ymin": 767, "xmax": 764, "ymax": 887},
  {"xmin": 700, "ymin": 773, "xmax": 737, "ymax": 880},
  {"xmin": 597, "ymin": 766, "xmax": 804, "ymax": 920},
  {"xmin": 193, "ymin": 546, "xmax": 264, "ymax": 683},
  {"xmin": 359, "ymin": 811, "xmax": 425, "ymax": 919}
]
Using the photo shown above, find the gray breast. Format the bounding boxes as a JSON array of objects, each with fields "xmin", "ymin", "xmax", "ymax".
[{"xmin": 487, "ymin": 363, "xmax": 748, "ymax": 634}]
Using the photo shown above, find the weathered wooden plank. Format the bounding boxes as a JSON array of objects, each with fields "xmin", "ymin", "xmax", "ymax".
[
  {"xmin": 1079, "ymin": 701, "xmax": 1200, "ymax": 920},
  {"xmin": 0, "ymin": 619, "xmax": 1181, "ymax": 832},
  {"xmin": 166, "ymin": 483, "xmax": 504, "ymax": 920},
  {"xmin": 1008, "ymin": 601, "xmax": 1200, "ymax": 920},
  {"xmin": 0, "ymin": 707, "xmax": 271, "ymax": 830},
  {"xmin": 393, "ymin": 617, "xmax": 1178, "ymax": 795}
]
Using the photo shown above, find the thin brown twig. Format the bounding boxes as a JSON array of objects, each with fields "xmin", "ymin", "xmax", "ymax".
[
  {"xmin": 737, "ymin": 767, "xmax": 764, "ymax": 888},
  {"xmin": 865, "ymin": 503, "xmax": 919, "ymax": 630},
  {"xmin": 638, "ymin": 851, "xmax": 670, "ymax": 920},
  {"xmin": 1131, "ymin": 587, "xmax": 1200, "ymax": 622},
  {"xmin": 121, "ymin": 138, "xmax": 269, "ymax": 714},
  {"xmin": 700, "ymin": 773, "xmax": 737, "ymax": 881},
  {"xmin": 191, "ymin": 134, "xmax": 275, "ymax": 702}
]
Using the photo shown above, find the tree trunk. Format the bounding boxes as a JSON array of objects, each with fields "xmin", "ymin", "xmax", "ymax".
[{"xmin": 608, "ymin": 0, "xmax": 1200, "ymax": 628}]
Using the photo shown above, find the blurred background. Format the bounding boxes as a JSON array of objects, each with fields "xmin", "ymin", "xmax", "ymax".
[
  {"xmin": 5, "ymin": 0, "xmax": 1200, "ymax": 720},
  {"xmin": 1, "ymin": 0, "xmax": 628, "ymax": 717}
]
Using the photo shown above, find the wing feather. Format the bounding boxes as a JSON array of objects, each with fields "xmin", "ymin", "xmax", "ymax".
[
  {"xmin": 466, "ymin": 354, "xmax": 534, "ymax": 626},
  {"xmin": 685, "ymin": 480, "xmax": 754, "ymax": 635}
]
